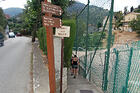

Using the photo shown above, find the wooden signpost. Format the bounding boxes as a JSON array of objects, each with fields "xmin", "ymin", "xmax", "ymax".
[
  {"xmin": 42, "ymin": 2, "xmax": 63, "ymax": 16},
  {"xmin": 43, "ymin": 16, "xmax": 62, "ymax": 28},
  {"xmin": 42, "ymin": 0, "xmax": 63, "ymax": 93}
]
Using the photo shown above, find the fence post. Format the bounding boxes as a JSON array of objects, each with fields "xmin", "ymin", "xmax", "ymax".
[
  {"xmin": 84, "ymin": 0, "xmax": 90, "ymax": 78},
  {"xmin": 102, "ymin": 51, "xmax": 107, "ymax": 90},
  {"xmin": 122, "ymin": 48, "xmax": 133, "ymax": 93},
  {"xmin": 89, "ymin": 53, "xmax": 92, "ymax": 81},
  {"xmin": 75, "ymin": 16, "xmax": 78, "ymax": 55},
  {"xmin": 113, "ymin": 49, "xmax": 119, "ymax": 93},
  {"xmin": 103, "ymin": 0, "xmax": 114, "ymax": 91}
]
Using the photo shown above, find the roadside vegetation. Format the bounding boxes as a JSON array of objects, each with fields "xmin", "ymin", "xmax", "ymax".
[{"xmin": 0, "ymin": 8, "xmax": 7, "ymax": 34}]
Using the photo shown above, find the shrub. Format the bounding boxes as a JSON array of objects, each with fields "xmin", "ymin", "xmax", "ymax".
[
  {"xmin": 37, "ymin": 27, "xmax": 47, "ymax": 55},
  {"xmin": 63, "ymin": 20, "xmax": 76, "ymax": 67}
]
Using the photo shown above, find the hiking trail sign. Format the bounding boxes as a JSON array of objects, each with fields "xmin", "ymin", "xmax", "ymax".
[
  {"xmin": 41, "ymin": 1, "xmax": 63, "ymax": 93},
  {"xmin": 43, "ymin": 16, "xmax": 62, "ymax": 27},
  {"xmin": 42, "ymin": 2, "xmax": 63, "ymax": 16}
]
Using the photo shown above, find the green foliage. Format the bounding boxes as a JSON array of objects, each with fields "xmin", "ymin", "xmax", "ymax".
[
  {"xmin": 22, "ymin": 0, "xmax": 43, "ymax": 41},
  {"xmin": 63, "ymin": 20, "xmax": 76, "ymax": 67},
  {"xmin": 130, "ymin": 6, "xmax": 134, "ymax": 12},
  {"xmin": 0, "ymin": 26, "xmax": 4, "ymax": 33},
  {"xmin": 0, "ymin": 8, "xmax": 7, "ymax": 30},
  {"xmin": 36, "ymin": 27, "xmax": 47, "ymax": 55},
  {"xmin": 52, "ymin": 0, "xmax": 69, "ymax": 11},
  {"xmin": 134, "ymin": 9, "xmax": 140, "ymax": 13},
  {"xmin": 88, "ymin": 32, "xmax": 106, "ymax": 49},
  {"xmin": 129, "ymin": 15, "xmax": 140, "ymax": 32},
  {"xmin": 124, "ymin": 6, "xmax": 128, "ymax": 15},
  {"xmin": 134, "ymin": 5, "xmax": 140, "ymax": 13},
  {"xmin": 7, "ymin": 16, "xmax": 30, "ymax": 35},
  {"xmin": 97, "ymin": 22, "xmax": 102, "ymax": 29},
  {"xmin": 66, "ymin": 2, "xmax": 108, "ymax": 25},
  {"xmin": 76, "ymin": 19, "xmax": 86, "ymax": 48},
  {"xmin": 114, "ymin": 11, "xmax": 123, "ymax": 29}
]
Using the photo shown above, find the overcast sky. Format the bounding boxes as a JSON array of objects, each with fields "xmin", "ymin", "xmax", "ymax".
[
  {"xmin": 77, "ymin": 0, "xmax": 140, "ymax": 11},
  {"xmin": 0, "ymin": 0, "xmax": 27, "ymax": 9},
  {"xmin": 0, "ymin": 0, "xmax": 140, "ymax": 11}
]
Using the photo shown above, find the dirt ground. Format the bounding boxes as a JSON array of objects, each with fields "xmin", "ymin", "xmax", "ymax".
[{"xmin": 113, "ymin": 30, "xmax": 140, "ymax": 44}]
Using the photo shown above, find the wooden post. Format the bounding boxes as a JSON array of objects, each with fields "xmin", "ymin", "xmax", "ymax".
[{"xmin": 44, "ymin": 0, "xmax": 56, "ymax": 93}]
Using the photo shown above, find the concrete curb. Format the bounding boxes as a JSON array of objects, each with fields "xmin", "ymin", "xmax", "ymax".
[{"xmin": 32, "ymin": 42, "xmax": 50, "ymax": 93}]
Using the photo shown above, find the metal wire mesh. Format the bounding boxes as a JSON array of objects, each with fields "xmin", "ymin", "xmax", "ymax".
[
  {"xmin": 76, "ymin": 0, "xmax": 140, "ymax": 93},
  {"xmin": 107, "ymin": 47, "xmax": 131, "ymax": 93},
  {"xmin": 76, "ymin": 0, "xmax": 113, "ymax": 91},
  {"xmin": 127, "ymin": 41, "xmax": 140, "ymax": 93},
  {"xmin": 79, "ymin": 41, "xmax": 140, "ymax": 93},
  {"xmin": 75, "ymin": 0, "xmax": 112, "ymax": 52}
]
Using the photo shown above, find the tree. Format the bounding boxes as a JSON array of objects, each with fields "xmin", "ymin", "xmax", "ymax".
[
  {"xmin": 124, "ymin": 6, "xmax": 128, "ymax": 15},
  {"xmin": 97, "ymin": 22, "xmax": 102, "ymax": 31},
  {"xmin": 138, "ymin": 5, "xmax": 140, "ymax": 9},
  {"xmin": 129, "ymin": 15, "xmax": 140, "ymax": 33},
  {"xmin": 23, "ymin": 0, "xmax": 43, "ymax": 42},
  {"xmin": 130, "ymin": 6, "xmax": 134, "ymax": 12},
  {"xmin": 23, "ymin": 0, "xmax": 69, "ymax": 42},
  {"xmin": 0, "ymin": 8, "xmax": 7, "ymax": 30},
  {"xmin": 114, "ymin": 11, "xmax": 123, "ymax": 29},
  {"xmin": 52, "ymin": 0, "xmax": 69, "ymax": 11}
]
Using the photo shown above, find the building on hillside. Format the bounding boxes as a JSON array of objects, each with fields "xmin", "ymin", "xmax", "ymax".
[{"xmin": 121, "ymin": 12, "xmax": 140, "ymax": 32}]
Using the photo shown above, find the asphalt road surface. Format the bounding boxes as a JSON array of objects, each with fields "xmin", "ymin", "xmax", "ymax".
[{"xmin": 0, "ymin": 37, "xmax": 32, "ymax": 93}]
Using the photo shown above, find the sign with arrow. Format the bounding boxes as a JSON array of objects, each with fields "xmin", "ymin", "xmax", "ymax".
[
  {"xmin": 42, "ymin": 2, "xmax": 63, "ymax": 16},
  {"xmin": 43, "ymin": 16, "xmax": 62, "ymax": 28}
]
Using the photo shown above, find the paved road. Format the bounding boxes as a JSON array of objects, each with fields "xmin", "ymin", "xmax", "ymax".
[{"xmin": 0, "ymin": 37, "xmax": 32, "ymax": 93}]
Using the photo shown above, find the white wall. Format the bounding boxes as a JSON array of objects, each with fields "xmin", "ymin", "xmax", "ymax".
[{"xmin": 53, "ymin": 36, "xmax": 67, "ymax": 93}]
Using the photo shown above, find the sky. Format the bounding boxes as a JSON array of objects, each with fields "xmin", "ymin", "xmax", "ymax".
[
  {"xmin": 0, "ymin": 0, "xmax": 27, "ymax": 9},
  {"xmin": 77, "ymin": 0, "xmax": 140, "ymax": 11},
  {"xmin": 0, "ymin": 0, "xmax": 140, "ymax": 11}
]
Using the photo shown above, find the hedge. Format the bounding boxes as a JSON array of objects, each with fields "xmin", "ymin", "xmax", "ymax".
[
  {"xmin": 63, "ymin": 20, "xmax": 76, "ymax": 67},
  {"xmin": 37, "ymin": 27, "xmax": 47, "ymax": 55}
]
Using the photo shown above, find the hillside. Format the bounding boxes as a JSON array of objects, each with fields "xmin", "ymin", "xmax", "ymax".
[
  {"xmin": 4, "ymin": 8, "xmax": 23, "ymax": 17},
  {"xmin": 67, "ymin": 2, "xmax": 108, "ymax": 25}
]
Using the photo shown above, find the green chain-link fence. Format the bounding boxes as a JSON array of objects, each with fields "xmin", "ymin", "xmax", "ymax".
[
  {"xmin": 79, "ymin": 41, "xmax": 140, "ymax": 93},
  {"xmin": 74, "ymin": 0, "xmax": 140, "ymax": 92},
  {"xmin": 74, "ymin": 0, "xmax": 113, "ymax": 79},
  {"xmin": 75, "ymin": 0, "xmax": 114, "ymax": 91},
  {"xmin": 78, "ymin": 41, "xmax": 140, "ymax": 92}
]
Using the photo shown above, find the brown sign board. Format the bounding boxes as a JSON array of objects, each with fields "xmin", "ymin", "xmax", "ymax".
[
  {"xmin": 42, "ymin": 2, "xmax": 63, "ymax": 16},
  {"xmin": 43, "ymin": 16, "xmax": 62, "ymax": 28}
]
